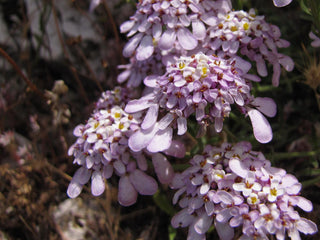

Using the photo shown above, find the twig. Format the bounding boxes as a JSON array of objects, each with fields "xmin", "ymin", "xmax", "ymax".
[{"xmin": 0, "ymin": 47, "xmax": 46, "ymax": 100}]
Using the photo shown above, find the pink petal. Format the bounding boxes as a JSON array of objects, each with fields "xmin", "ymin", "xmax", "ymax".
[
  {"xmin": 144, "ymin": 75, "xmax": 159, "ymax": 88},
  {"xmin": 295, "ymin": 196, "xmax": 313, "ymax": 212},
  {"xmin": 73, "ymin": 167, "xmax": 91, "ymax": 185},
  {"xmin": 147, "ymin": 127, "xmax": 173, "ymax": 152},
  {"xmin": 171, "ymin": 209, "xmax": 194, "ymax": 228},
  {"xmin": 217, "ymin": 190, "xmax": 234, "ymax": 205},
  {"xmin": 248, "ymin": 109, "xmax": 273, "ymax": 143},
  {"xmin": 164, "ymin": 140, "xmax": 186, "ymax": 158},
  {"xmin": 128, "ymin": 125, "xmax": 158, "ymax": 152},
  {"xmin": 273, "ymin": 0, "xmax": 292, "ymax": 7},
  {"xmin": 194, "ymin": 213, "xmax": 213, "ymax": 234},
  {"xmin": 255, "ymin": 55, "xmax": 268, "ymax": 77},
  {"xmin": 279, "ymin": 55, "xmax": 294, "ymax": 72},
  {"xmin": 136, "ymin": 35, "xmax": 154, "ymax": 61},
  {"xmin": 159, "ymin": 29, "xmax": 176, "ymax": 50},
  {"xmin": 120, "ymin": 20, "xmax": 135, "ymax": 33},
  {"xmin": 125, "ymin": 99, "xmax": 153, "ymax": 113},
  {"xmin": 141, "ymin": 104, "xmax": 159, "ymax": 130},
  {"xmin": 67, "ymin": 180, "xmax": 83, "ymax": 198},
  {"xmin": 123, "ymin": 33, "xmax": 143, "ymax": 58},
  {"xmin": 215, "ymin": 220, "xmax": 234, "ymax": 240},
  {"xmin": 177, "ymin": 117, "xmax": 187, "ymax": 135},
  {"xmin": 91, "ymin": 171, "xmax": 105, "ymax": 196},
  {"xmin": 118, "ymin": 175, "xmax": 138, "ymax": 206},
  {"xmin": 252, "ymin": 97, "xmax": 277, "ymax": 117},
  {"xmin": 152, "ymin": 153, "xmax": 174, "ymax": 184},
  {"xmin": 177, "ymin": 28, "xmax": 198, "ymax": 50},
  {"xmin": 192, "ymin": 20, "xmax": 206, "ymax": 40},
  {"xmin": 296, "ymin": 218, "xmax": 318, "ymax": 234},
  {"xmin": 129, "ymin": 169, "xmax": 158, "ymax": 195}
]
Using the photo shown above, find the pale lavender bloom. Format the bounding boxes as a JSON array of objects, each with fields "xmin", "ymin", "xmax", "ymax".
[
  {"xmin": 67, "ymin": 88, "xmax": 179, "ymax": 206},
  {"xmin": 207, "ymin": 9, "xmax": 294, "ymax": 87},
  {"xmin": 309, "ymin": 31, "xmax": 320, "ymax": 48},
  {"xmin": 273, "ymin": 0, "xmax": 292, "ymax": 7},
  {"xmin": 171, "ymin": 142, "xmax": 318, "ymax": 240},
  {"xmin": 125, "ymin": 53, "xmax": 276, "ymax": 147},
  {"xmin": 118, "ymin": 0, "xmax": 232, "ymax": 86}
]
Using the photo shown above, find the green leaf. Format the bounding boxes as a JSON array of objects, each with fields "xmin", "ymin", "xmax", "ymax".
[
  {"xmin": 300, "ymin": 0, "xmax": 311, "ymax": 14},
  {"xmin": 153, "ymin": 191, "xmax": 176, "ymax": 216},
  {"xmin": 168, "ymin": 225, "xmax": 177, "ymax": 240}
]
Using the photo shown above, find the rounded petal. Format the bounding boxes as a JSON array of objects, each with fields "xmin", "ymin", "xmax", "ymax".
[
  {"xmin": 194, "ymin": 213, "xmax": 213, "ymax": 234},
  {"xmin": 215, "ymin": 220, "xmax": 234, "ymax": 240},
  {"xmin": 192, "ymin": 20, "xmax": 206, "ymax": 40},
  {"xmin": 152, "ymin": 153, "xmax": 174, "ymax": 184},
  {"xmin": 123, "ymin": 33, "xmax": 143, "ymax": 58},
  {"xmin": 136, "ymin": 35, "xmax": 154, "ymax": 61},
  {"xmin": 164, "ymin": 140, "xmax": 186, "ymax": 158},
  {"xmin": 273, "ymin": 0, "xmax": 292, "ymax": 7},
  {"xmin": 91, "ymin": 171, "xmax": 105, "ymax": 196},
  {"xmin": 171, "ymin": 208, "xmax": 194, "ymax": 228},
  {"xmin": 73, "ymin": 167, "xmax": 91, "ymax": 185},
  {"xmin": 118, "ymin": 175, "xmax": 138, "ymax": 206},
  {"xmin": 252, "ymin": 97, "xmax": 277, "ymax": 117},
  {"xmin": 159, "ymin": 29, "xmax": 176, "ymax": 50},
  {"xmin": 141, "ymin": 104, "xmax": 159, "ymax": 130},
  {"xmin": 248, "ymin": 109, "xmax": 273, "ymax": 143},
  {"xmin": 128, "ymin": 125, "xmax": 158, "ymax": 152},
  {"xmin": 296, "ymin": 218, "xmax": 318, "ymax": 234},
  {"xmin": 177, "ymin": 28, "xmax": 198, "ymax": 50},
  {"xmin": 67, "ymin": 180, "xmax": 83, "ymax": 198},
  {"xmin": 129, "ymin": 169, "xmax": 158, "ymax": 195},
  {"xmin": 147, "ymin": 127, "xmax": 173, "ymax": 152}
]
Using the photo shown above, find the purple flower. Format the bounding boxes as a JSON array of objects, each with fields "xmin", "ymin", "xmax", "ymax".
[
  {"xmin": 207, "ymin": 9, "xmax": 294, "ymax": 86},
  {"xmin": 309, "ymin": 31, "xmax": 320, "ymax": 48},
  {"xmin": 67, "ymin": 88, "xmax": 180, "ymax": 206},
  {"xmin": 125, "ymin": 53, "xmax": 276, "ymax": 147},
  {"xmin": 171, "ymin": 142, "xmax": 318, "ymax": 240},
  {"xmin": 118, "ymin": 0, "xmax": 232, "ymax": 86}
]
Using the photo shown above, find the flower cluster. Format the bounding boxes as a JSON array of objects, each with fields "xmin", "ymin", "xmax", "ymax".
[
  {"xmin": 118, "ymin": 0, "xmax": 294, "ymax": 87},
  {"xmin": 66, "ymin": 1, "xmax": 318, "ymax": 239},
  {"xmin": 67, "ymin": 88, "xmax": 178, "ymax": 206},
  {"xmin": 171, "ymin": 142, "xmax": 317, "ymax": 240},
  {"xmin": 125, "ymin": 53, "xmax": 276, "ymax": 149},
  {"xmin": 205, "ymin": 9, "xmax": 294, "ymax": 86}
]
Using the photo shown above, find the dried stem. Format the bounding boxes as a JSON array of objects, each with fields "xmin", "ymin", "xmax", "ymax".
[{"xmin": 0, "ymin": 47, "xmax": 46, "ymax": 100}]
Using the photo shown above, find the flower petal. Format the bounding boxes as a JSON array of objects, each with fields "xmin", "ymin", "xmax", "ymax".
[
  {"xmin": 91, "ymin": 171, "xmax": 105, "ymax": 196},
  {"xmin": 129, "ymin": 169, "xmax": 158, "ymax": 195},
  {"xmin": 118, "ymin": 175, "xmax": 137, "ymax": 206},
  {"xmin": 177, "ymin": 28, "xmax": 198, "ymax": 50},
  {"xmin": 252, "ymin": 97, "xmax": 277, "ymax": 117},
  {"xmin": 159, "ymin": 29, "xmax": 176, "ymax": 50},
  {"xmin": 273, "ymin": 0, "xmax": 292, "ymax": 7},
  {"xmin": 141, "ymin": 104, "xmax": 159, "ymax": 130},
  {"xmin": 152, "ymin": 153, "xmax": 174, "ymax": 184},
  {"xmin": 136, "ymin": 35, "xmax": 154, "ymax": 61},
  {"xmin": 123, "ymin": 33, "xmax": 143, "ymax": 58},
  {"xmin": 248, "ymin": 109, "xmax": 273, "ymax": 143},
  {"xmin": 147, "ymin": 127, "xmax": 173, "ymax": 152}
]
